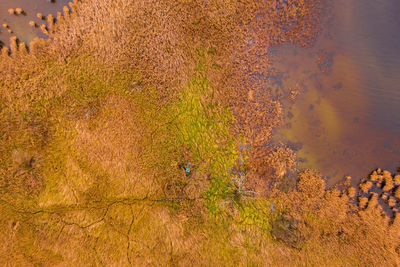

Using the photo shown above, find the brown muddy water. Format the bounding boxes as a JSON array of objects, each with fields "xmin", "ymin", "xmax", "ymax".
[
  {"xmin": 0, "ymin": 0, "xmax": 69, "ymax": 47},
  {"xmin": 270, "ymin": 0, "xmax": 400, "ymax": 185}
]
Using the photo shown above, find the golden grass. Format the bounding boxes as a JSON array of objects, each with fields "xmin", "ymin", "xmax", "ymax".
[{"xmin": 1, "ymin": 0, "xmax": 398, "ymax": 266}]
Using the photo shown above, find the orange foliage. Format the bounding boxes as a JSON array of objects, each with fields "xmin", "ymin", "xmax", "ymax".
[
  {"xmin": 347, "ymin": 186, "xmax": 356, "ymax": 198},
  {"xmin": 274, "ymin": 169, "xmax": 400, "ymax": 266},
  {"xmin": 45, "ymin": 0, "xmax": 323, "ymax": 189}
]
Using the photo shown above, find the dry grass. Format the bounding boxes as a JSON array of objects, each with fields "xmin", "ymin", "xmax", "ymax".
[
  {"xmin": 273, "ymin": 170, "xmax": 400, "ymax": 266},
  {"xmin": 2, "ymin": 0, "xmax": 397, "ymax": 266}
]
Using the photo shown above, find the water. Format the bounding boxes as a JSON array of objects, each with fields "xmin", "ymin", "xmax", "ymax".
[
  {"xmin": 271, "ymin": 0, "xmax": 400, "ymax": 185},
  {"xmin": 0, "ymin": 0, "xmax": 69, "ymax": 47},
  {"xmin": 1, "ymin": 0, "xmax": 399, "ymax": 185}
]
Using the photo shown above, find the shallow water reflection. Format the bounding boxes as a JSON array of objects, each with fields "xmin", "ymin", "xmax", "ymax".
[{"xmin": 271, "ymin": 0, "xmax": 400, "ymax": 185}]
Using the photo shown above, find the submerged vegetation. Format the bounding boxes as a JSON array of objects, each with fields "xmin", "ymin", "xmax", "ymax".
[{"xmin": 0, "ymin": 0, "xmax": 399, "ymax": 266}]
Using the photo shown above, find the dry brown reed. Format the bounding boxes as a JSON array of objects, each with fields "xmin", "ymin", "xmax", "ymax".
[
  {"xmin": 394, "ymin": 187, "xmax": 400, "ymax": 198},
  {"xmin": 277, "ymin": 170, "xmax": 400, "ymax": 266},
  {"xmin": 358, "ymin": 196, "xmax": 368, "ymax": 209},
  {"xmin": 392, "ymin": 211, "xmax": 400, "ymax": 228},
  {"xmin": 47, "ymin": 14, "xmax": 55, "ymax": 31},
  {"xmin": 347, "ymin": 187, "xmax": 356, "ymax": 198},
  {"xmin": 360, "ymin": 180, "xmax": 373, "ymax": 193},
  {"xmin": 394, "ymin": 174, "xmax": 400, "ymax": 185},
  {"xmin": 1, "ymin": 46, "xmax": 9, "ymax": 57},
  {"xmin": 63, "ymin": 6, "xmax": 70, "ymax": 17},
  {"xmin": 367, "ymin": 193, "xmax": 379, "ymax": 209},
  {"xmin": 370, "ymin": 170, "xmax": 378, "ymax": 181},
  {"xmin": 41, "ymin": 0, "xmax": 323, "ymax": 192},
  {"xmin": 9, "ymin": 1, "xmax": 398, "ymax": 266},
  {"xmin": 9, "ymin": 36, "xmax": 18, "ymax": 55},
  {"xmin": 388, "ymin": 197, "xmax": 396, "ymax": 207},
  {"xmin": 383, "ymin": 170, "xmax": 392, "ymax": 178},
  {"xmin": 297, "ymin": 169, "xmax": 325, "ymax": 198},
  {"xmin": 40, "ymin": 24, "xmax": 48, "ymax": 35},
  {"xmin": 266, "ymin": 147, "xmax": 296, "ymax": 178},
  {"xmin": 56, "ymin": 12, "xmax": 63, "ymax": 23},
  {"xmin": 383, "ymin": 174, "xmax": 394, "ymax": 191}
]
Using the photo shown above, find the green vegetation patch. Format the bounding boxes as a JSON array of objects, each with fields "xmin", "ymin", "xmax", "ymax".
[
  {"xmin": 175, "ymin": 75, "xmax": 238, "ymax": 202},
  {"xmin": 155, "ymin": 53, "xmax": 278, "ymax": 232}
]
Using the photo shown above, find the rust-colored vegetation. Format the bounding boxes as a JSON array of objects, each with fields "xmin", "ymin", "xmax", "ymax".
[
  {"xmin": 360, "ymin": 180, "xmax": 373, "ymax": 193},
  {"xmin": 0, "ymin": 0, "xmax": 399, "ymax": 266},
  {"xmin": 273, "ymin": 169, "xmax": 400, "ymax": 266},
  {"xmin": 347, "ymin": 186, "xmax": 356, "ymax": 198}
]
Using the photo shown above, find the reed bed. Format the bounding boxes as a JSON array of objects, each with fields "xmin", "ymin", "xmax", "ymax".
[{"xmin": 1, "ymin": 0, "xmax": 398, "ymax": 266}]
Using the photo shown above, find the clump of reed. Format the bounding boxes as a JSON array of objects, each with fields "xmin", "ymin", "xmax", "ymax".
[
  {"xmin": 367, "ymin": 193, "xmax": 379, "ymax": 210},
  {"xmin": 383, "ymin": 170, "xmax": 392, "ymax": 177},
  {"xmin": 1, "ymin": 23, "xmax": 12, "ymax": 33},
  {"xmin": 9, "ymin": 36, "xmax": 18, "ymax": 55},
  {"xmin": 47, "ymin": 14, "xmax": 55, "ymax": 31},
  {"xmin": 1, "ymin": 46, "xmax": 9, "ymax": 57},
  {"xmin": 394, "ymin": 187, "xmax": 400, "ymax": 198},
  {"xmin": 347, "ymin": 186, "xmax": 356, "ymax": 198},
  {"xmin": 359, "ymin": 180, "xmax": 373, "ymax": 193},
  {"xmin": 56, "ymin": 12, "xmax": 64, "ymax": 23},
  {"xmin": 266, "ymin": 146, "xmax": 296, "ymax": 178},
  {"xmin": 392, "ymin": 211, "xmax": 400, "ymax": 229},
  {"xmin": 383, "ymin": 171, "xmax": 394, "ymax": 191},
  {"xmin": 388, "ymin": 196, "xmax": 396, "ymax": 207},
  {"xmin": 295, "ymin": 169, "xmax": 326, "ymax": 199},
  {"xmin": 4, "ymin": 36, "xmax": 28, "ymax": 57},
  {"xmin": 394, "ymin": 174, "xmax": 400, "ymax": 185},
  {"xmin": 348, "ymin": 169, "xmax": 400, "ymax": 221},
  {"xmin": 63, "ymin": 6, "xmax": 70, "ymax": 18},
  {"xmin": 15, "ymin": 8, "xmax": 25, "ymax": 15},
  {"xmin": 68, "ymin": 0, "xmax": 78, "ymax": 13},
  {"xmin": 8, "ymin": 8, "xmax": 25, "ymax": 15},
  {"xmin": 32, "ymin": 7, "xmax": 73, "ymax": 38},
  {"xmin": 37, "ymin": 13, "xmax": 45, "ymax": 20},
  {"xmin": 39, "ymin": 24, "xmax": 48, "ymax": 35},
  {"xmin": 369, "ymin": 170, "xmax": 378, "ymax": 181}
]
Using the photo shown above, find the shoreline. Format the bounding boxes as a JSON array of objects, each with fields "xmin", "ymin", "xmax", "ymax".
[{"xmin": 0, "ymin": 1, "xmax": 399, "ymax": 265}]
